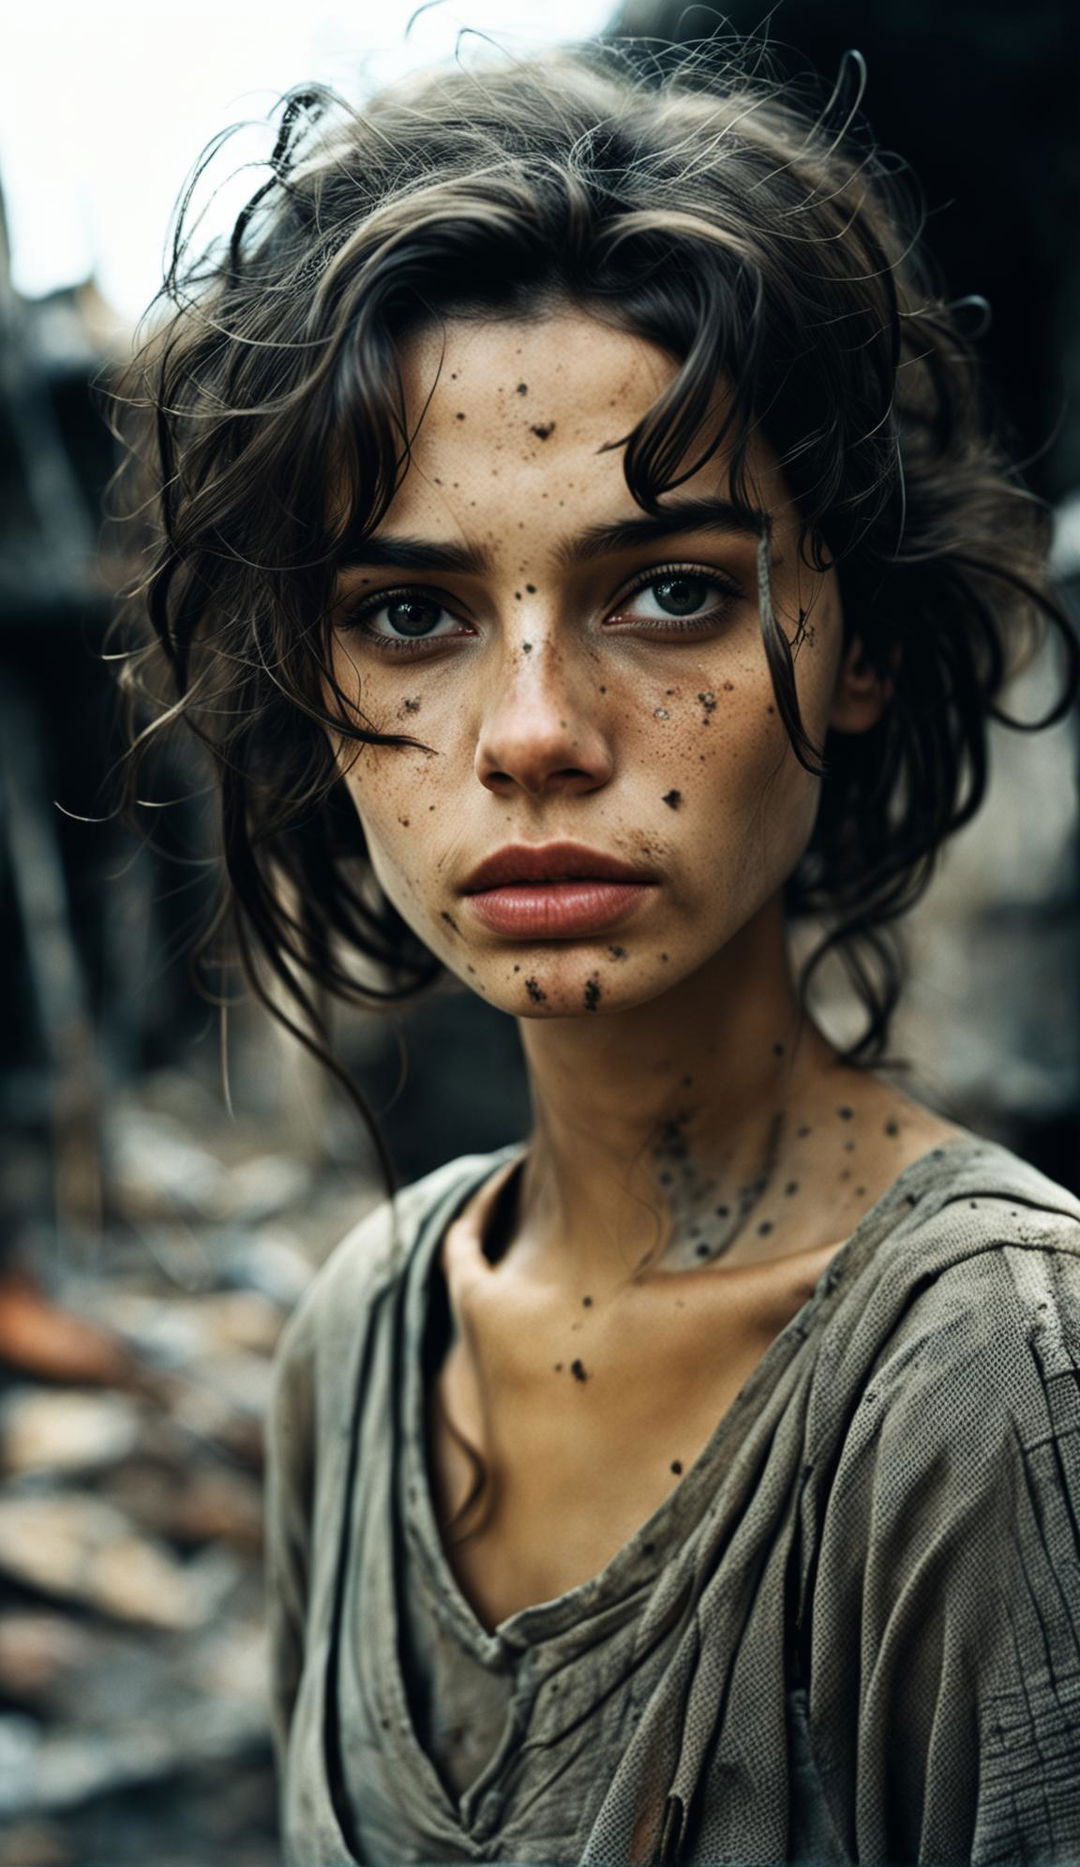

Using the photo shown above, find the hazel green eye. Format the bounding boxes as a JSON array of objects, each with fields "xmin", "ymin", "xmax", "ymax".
[
  {"xmin": 613, "ymin": 566, "xmax": 743, "ymax": 629},
  {"xmin": 340, "ymin": 587, "xmax": 467, "ymax": 647}
]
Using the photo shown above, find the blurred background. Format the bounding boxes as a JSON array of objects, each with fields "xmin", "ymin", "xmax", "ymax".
[{"xmin": 0, "ymin": 2, "xmax": 1077, "ymax": 1861}]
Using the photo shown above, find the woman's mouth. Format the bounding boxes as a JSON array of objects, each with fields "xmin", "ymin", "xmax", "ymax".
[
  {"xmin": 465, "ymin": 879, "xmax": 654, "ymax": 938},
  {"xmin": 459, "ymin": 841, "xmax": 658, "ymax": 939}
]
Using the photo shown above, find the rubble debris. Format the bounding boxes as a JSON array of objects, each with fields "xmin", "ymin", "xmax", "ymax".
[
  {"xmin": 0, "ymin": 1388, "xmax": 141, "ymax": 1477},
  {"xmin": 0, "ymin": 1493, "xmax": 218, "ymax": 1630}
]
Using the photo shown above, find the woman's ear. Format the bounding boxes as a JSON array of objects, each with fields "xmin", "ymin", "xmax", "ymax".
[{"xmin": 827, "ymin": 636, "xmax": 894, "ymax": 734}]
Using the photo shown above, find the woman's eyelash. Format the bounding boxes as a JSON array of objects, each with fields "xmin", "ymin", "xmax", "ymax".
[
  {"xmin": 613, "ymin": 563, "xmax": 743, "ymax": 623},
  {"xmin": 338, "ymin": 563, "xmax": 743, "ymax": 647},
  {"xmin": 337, "ymin": 586, "xmax": 464, "ymax": 648}
]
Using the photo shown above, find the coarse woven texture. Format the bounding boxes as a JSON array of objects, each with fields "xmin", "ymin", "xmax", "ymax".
[{"xmin": 264, "ymin": 1130, "xmax": 1080, "ymax": 1865}]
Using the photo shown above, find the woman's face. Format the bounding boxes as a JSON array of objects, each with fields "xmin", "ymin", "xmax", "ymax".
[{"xmin": 327, "ymin": 307, "xmax": 858, "ymax": 1019}]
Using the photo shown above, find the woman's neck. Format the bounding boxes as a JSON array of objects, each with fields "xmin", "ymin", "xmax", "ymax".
[{"xmin": 511, "ymin": 894, "xmax": 871, "ymax": 1289}]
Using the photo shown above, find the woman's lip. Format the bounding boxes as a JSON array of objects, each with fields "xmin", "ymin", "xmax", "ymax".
[
  {"xmin": 464, "ymin": 880, "xmax": 655, "ymax": 938},
  {"xmin": 461, "ymin": 841, "xmax": 654, "ymax": 892}
]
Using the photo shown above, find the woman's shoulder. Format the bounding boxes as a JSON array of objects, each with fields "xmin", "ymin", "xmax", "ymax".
[
  {"xmin": 809, "ymin": 1131, "xmax": 1080, "ymax": 1466},
  {"xmin": 271, "ymin": 1145, "xmax": 515, "ymax": 1377},
  {"xmin": 830, "ymin": 1131, "xmax": 1080, "ymax": 1462},
  {"xmin": 889, "ymin": 1127, "xmax": 1080, "ymax": 1306}
]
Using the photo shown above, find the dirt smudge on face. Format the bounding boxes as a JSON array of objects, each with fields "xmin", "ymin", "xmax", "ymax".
[
  {"xmin": 570, "ymin": 1358, "xmax": 588, "ymax": 1382},
  {"xmin": 662, "ymin": 789, "xmax": 682, "ymax": 809},
  {"xmin": 440, "ymin": 911, "xmax": 460, "ymax": 934},
  {"xmin": 530, "ymin": 421, "xmax": 555, "ymax": 440},
  {"xmin": 525, "ymin": 977, "xmax": 547, "ymax": 1004},
  {"xmin": 584, "ymin": 977, "xmax": 601, "ymax": 1012},
  {"xmin": 607, "ymin": 944, "xmax": 628, "ymax": 960}
]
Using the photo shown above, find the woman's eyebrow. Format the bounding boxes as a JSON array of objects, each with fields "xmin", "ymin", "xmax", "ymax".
[
  {"xmin": 333, "ymin": 495, "xmax": 766, "ymax": 578},
  {"xmin": 559, "ymin": 496, "xmax": 767, "ymax": 566},
  {"xmin": 335, "ymin": 534, "xmax": 482, "ymax": 575}
]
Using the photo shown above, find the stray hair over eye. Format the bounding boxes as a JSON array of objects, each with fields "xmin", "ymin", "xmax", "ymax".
[{"xmin": 107, "ymin": 35, "xmax": 1079, "ymax": 1174}]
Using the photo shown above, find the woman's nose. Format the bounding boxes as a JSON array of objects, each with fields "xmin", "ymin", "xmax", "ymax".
[{"xmin": 474, "ymin": 646, "xmax": 614, "ymax": 801}]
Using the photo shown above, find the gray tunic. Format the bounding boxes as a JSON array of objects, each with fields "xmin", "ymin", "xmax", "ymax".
[{"xmin": 264, "ymin": 1131, "xmax": 1080, "ymax": 1865}]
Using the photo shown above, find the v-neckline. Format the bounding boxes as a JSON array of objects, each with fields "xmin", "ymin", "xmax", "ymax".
[{"xmin": 395, "ymin": 1132, "xmax": 987, "ymax": 1663}]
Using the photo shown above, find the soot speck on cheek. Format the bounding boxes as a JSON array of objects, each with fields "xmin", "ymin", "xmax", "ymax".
[{"xmin": 661, "ymin": 789, "xmax": 681, "ymax": 810}]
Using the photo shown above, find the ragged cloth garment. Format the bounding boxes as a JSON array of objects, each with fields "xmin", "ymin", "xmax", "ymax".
[{"xmin": 264, "ymin": 1129, "xmax": 1080, "ymax": 1865}]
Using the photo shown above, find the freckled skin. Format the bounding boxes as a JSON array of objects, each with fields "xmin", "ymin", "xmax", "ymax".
[
  {"xmin": 326, "ymin": 311, "xmax": 849, "ymax": 1025},
  {"xmin": 324, "ymin": 306, "xmax": 961, "ymax": 1298}
]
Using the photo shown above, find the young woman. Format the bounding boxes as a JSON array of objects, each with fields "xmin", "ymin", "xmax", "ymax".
[{"xmin": 117, "ymin": 40, "xmax": 1080, "ymax": 1867}]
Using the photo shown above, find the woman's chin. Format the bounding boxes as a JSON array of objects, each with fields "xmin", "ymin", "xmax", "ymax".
[{"xmin": 447, "ymin": 948, "xmax": 687, "ymax": 1019}]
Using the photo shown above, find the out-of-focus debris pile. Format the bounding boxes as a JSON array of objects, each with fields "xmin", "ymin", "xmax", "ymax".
[{"xmin": 0, "ymin": 1067, "xmax": 378, "ymax": 1867}]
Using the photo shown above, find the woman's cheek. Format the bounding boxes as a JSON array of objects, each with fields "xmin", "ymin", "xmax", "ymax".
[{"xmin": 344, "ymin": 765, "xmax": 455, "ymax": 950}]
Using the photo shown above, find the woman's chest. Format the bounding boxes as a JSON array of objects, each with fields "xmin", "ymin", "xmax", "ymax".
[{"xmin": 424, "ymin": 1251, "xmax": 831, "ymax": 1631}]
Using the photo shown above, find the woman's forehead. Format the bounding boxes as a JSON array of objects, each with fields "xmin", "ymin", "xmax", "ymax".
[
  {"xmin": 396, "ymin": 308, "xmax": 673, "ymax": 448},
  {"xmin": 375, "ymin": 310, "xmax": 791, "ymax": 546}
]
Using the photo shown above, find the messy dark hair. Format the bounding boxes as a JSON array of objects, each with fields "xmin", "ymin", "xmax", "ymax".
[{"xmin": 111, "ymin": 37, "xmax": 1078, "ymax": 1168}]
